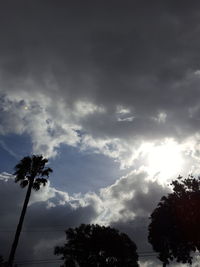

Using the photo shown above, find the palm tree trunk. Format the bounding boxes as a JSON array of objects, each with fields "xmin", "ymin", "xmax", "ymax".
[{"xmin": 8, "ymin": 178, "xmax": 34, "ymax": 267}]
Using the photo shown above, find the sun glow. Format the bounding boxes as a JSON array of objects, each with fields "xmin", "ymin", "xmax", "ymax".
[{"xmin": 144, "ymin": 139, "xmax": 183, "ymax": 183}]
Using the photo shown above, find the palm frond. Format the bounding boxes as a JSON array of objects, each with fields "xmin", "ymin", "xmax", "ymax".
[
  {"xmin": 20, "ymin": 180, "xmax": 29, "ymax": 188},
  {"xmin": 41, "ymin": 168, "xmax": 53, "ymax": 177},
  {"xmin": 14, "ymin": 155, "xmax": 52, "ymax": 191},
  {"xmin": 32, "ymin": 182, "xmax": 40, "ymax": 191}
]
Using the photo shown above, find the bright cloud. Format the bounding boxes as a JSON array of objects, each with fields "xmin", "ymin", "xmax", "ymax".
[{"xmin": 141, "ymin": 139, "xmax": 184, "ymax": 183}]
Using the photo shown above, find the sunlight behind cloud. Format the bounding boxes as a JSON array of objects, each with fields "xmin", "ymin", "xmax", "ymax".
[{"xmin": 144, "ymin": 139, "xmax": 183, "ymax": 183}]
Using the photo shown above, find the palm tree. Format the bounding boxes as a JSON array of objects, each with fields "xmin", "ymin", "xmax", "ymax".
[{"xmin": 8, "ymin": 155, "xmax": 53, "ymax": 267}]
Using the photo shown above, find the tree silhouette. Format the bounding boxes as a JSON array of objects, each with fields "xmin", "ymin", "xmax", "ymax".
[
  {"xmin": 55, "ymin": 224, "xmax": 139, "ymax": 267},
  {"xmin": 148, "ymin": 175, "xmax": 200, "ymax": 266},
  {"xmin": 0, "ymin": 256, "xmax": 7, "ymax": 267},
  {"xmin": 8, "ymin": 155, "xmax": 53, "ymax": 267}
]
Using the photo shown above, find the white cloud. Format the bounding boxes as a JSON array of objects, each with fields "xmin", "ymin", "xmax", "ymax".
[
  {"xmin": 0, "ymin": 172, "xmax": 14, "ymax": 181},
  {"xmin": 93, "ymin": 169, "xmax": 169, "ymax": 225},
  {"xmin": 2, "ymin": 71, "xmax": 200, "ymax": 175},
  {"xmin": 0, "ymin": 91, "xmax": 87, "ymax": 158}
]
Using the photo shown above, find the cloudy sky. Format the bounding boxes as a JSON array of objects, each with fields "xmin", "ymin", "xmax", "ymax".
[{"xmin": 1, "ymin": 1, "xmax": 200, "ymax": 266}]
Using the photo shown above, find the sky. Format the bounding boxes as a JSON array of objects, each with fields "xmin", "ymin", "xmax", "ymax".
[{"xmin": 1, "ymin": 1, "xmax": 200, "ymax": 266}]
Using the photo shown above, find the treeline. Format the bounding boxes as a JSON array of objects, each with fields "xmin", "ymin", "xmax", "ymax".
[{"xmin": 1, "ymin": 155, "xmax": 200, "ymax": 266}]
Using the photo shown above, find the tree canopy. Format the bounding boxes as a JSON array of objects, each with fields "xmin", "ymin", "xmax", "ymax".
[
  {"xmin": 55, "ymin": 224, "xmax": 139, "ymax": 267},
  {"xmin": 148, "ymin": 175, "xmax": 200, "ymax": 266},
  {"xmin": 14, "ymin": 155, "xmax": 53, "ymax": 190},
  {"xmin": 0, "ymin": 256, "xmax": 6, "ymax": 267}
]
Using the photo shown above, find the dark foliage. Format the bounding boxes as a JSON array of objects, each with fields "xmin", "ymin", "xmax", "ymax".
[
  {"xmin": 55, "ymin": 224, "xmax": 139, "ymax": 267},
  {"xmin": 148, "ymin": 175, "xmax": 200, "ymax": 266},
  {"xmin": 0, "ymin": 256, "xmax": 10, "ymax": 267},
  {"xmin": 0, "ymin": 256, "xmax": 6, "ymax": 267},
  {"xmin": 14, "ymin": 155, "xmax": 53, "ymax": 190},
  {"xmin": 8, "ymin": 155, "xmax": 52, "ymax": 266}
]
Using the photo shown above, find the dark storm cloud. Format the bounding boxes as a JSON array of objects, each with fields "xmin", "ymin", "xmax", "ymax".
[
  {"xmin": 0, "ymin": 1, "xmax": 197, "ymax": 89},
  {"xmin": 1, "ymin": 0, "xmax": 200, "ymax": 143},
  {"xmin": 14, "ymin": 201, "xmax": 98, "ymax": 265}
]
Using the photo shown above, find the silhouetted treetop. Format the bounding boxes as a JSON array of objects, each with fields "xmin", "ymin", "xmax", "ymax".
[
  {"xmin": 8, "ymin": 155, "xmax": 52, "ymax": 267},
  {"xmin": 55, "ymin": 224, "xmax": 139, "ymax": 267},
  {"xmin": 148, "ymin": 175, "xmax": 200, "ymax": 266},
  {"xmin": 14, "ymin": 155, "xmax": 52, "ymax": 190}
]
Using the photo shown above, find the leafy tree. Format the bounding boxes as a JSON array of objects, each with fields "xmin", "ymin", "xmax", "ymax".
[
  {"xmin": 8, "ymin": 155, "xmax": 53, "ymax": 267},
  {"xmin": 55, "ymin": 224, "xmax": 139, "ymax": 267},
  {"xmin": 148, "ymin": 175, "xmax": 200, "ymax": 266},
  {"xmin": 0, "ymin": 256, "xmax": 7, "ymax": 267}
]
